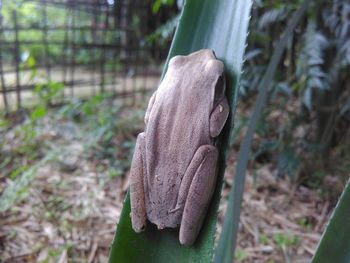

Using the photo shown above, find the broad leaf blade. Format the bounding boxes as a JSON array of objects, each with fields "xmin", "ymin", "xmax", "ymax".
[
  {"xmin": 109, "ymin": 0, "xmax": 251, "ymax": 262},
  {"xmin": 311, "ymin": 179, "xmax": 350, "ymax": 263}
]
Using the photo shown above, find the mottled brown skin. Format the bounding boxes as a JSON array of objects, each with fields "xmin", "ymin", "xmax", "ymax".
[{"xmin": 129, "ymin": 49, "xmax": 229, "ymax": 246}]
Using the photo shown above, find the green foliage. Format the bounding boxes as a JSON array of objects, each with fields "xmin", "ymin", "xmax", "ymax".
[
  {"xmin": 1, "ymin": 0, "xmax": 123, "ymax": 66},
  {"xmin": 0, "ymin": 78, "xmax": 66, "ymax": 212},
  {"xmin": 20, "ymin": 52, "xmax": 38, "ymax": 80},
  {"xmin": 235, "ymin": 249, "xmax": 249, "ymax": 262},
  {"xmin": 146, "ymin": 14, "xmax": 180, "ymax": 47},
  {"xmin": 30, "ymin": 105, "xmax": 47, "ymax": 121},
  {"xmin": 152, "ymin": 0, "xmax": 175, "ymax": 14},
  {"xmin": 277, "ymin": 145, "xmax": 299, "ymax": 177},
  {"xmin": 109, "ymin": 0, "xmax": 251, "ymax": 262},
  {"xmin": 34, "ymin": 82, "xmax": 64, "ymax": 102},
  {"xmin": 297, "ymin": 20, "xmax": 329, "ymax": 110},
  {"xmin": 297, "ymin": 217, "xmax": 312, "ymax": 230},
  {"xmin": 216, "ymin": 2, "xmax": 310, "ymax": 262},
  {"xmin": 241, "ymin": 0, "xmax": 350, "ymax": 183},
  {"xmin": 2, "ymin": 1, "xmax": 67, "ymax": 61},
  {"xmin": 12, "ymin": 122, "xmax": 38, "ymax": 156},
  {"xmin": 311, "ymin": 178, "xmax": 350, "ymax": 263},
  {"xmin": 273, "ymin": 233, "xmax": 299, "ymax": 249},
  {"xmin": 258, "ymin": 7, "xmax": 287, "ymax": 30},
  {"xmin": 0, "ymin": 92, "xmax": 140, "ymax": 220},
  {"xmin": 37, "ymin": 243, "xmax": 73, "ymax": 263},
  {"xmin": 259, "ymin": 233, "xmax": 269, "ymax": 245},
  {"xmin": 0, "ymin": 117, "xmax": 9, "ymax": 130},
  {"xmin": 0, "ymin": 153, "xmax": 55, "ymax": 213},
  {"xmin": 57, "ymin": 94, "xmax": 140, "ymax": 178}
]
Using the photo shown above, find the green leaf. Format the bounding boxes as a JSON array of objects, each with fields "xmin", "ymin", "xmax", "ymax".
[
  {"xmin": 48, "ymin": 81, "xmax": 64, "ymax": 93},
  {"xmin": 311, "ymin": 179, "xmax": 350, "ymax": 263},
  {"xmin": 152, "ymin": 0, "xmax": 162, "ymax": 14},
  {"xmin": 108, "ymin": 0, "xmax": 251, "ymax": 262},
  {"xmin": 30, "ymin": 105, "xmax": 47, "ymax": 121},
  {"xmin": 152, "ymin": 0, "xmax": 174, "ymax": 14},
  {"xmin": 215, "ymin": 1, "xmax": 310, "ymax": 263},
  {"xmin": 27, "ymin": 55, "xmax": 36, "ymax": 67}
]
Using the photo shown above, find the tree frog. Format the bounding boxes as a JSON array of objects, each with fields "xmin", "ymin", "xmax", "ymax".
[{"xmin": 129, "ymin": 49, "xmax": 229, "ymax": 246}]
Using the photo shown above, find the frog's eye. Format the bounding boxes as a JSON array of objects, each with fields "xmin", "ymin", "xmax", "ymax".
[
  {"xmin": 205, "ymin": 59, "xmax": 224, "ymax": 75},
  {"xmin": 213, "ymin": 75, "xmax": 226, "ymax": 106}
]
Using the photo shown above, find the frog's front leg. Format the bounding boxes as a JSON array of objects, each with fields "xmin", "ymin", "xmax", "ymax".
[
  {"xmin": 177, "ymin": 145, "xmax": 218, "ymax": 246},
  {"xmin": 130, "ymin": 132, "xmax": 147, "ymax": 232}
]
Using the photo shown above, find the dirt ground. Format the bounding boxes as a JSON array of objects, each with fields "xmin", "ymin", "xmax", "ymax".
[
  {"xmin": 218, "ymin": 151, "xmax": 333, "ymax": 263},
  {"xmin": 0, "ymin": 98, "xmax": 336, "ymax": 263}
]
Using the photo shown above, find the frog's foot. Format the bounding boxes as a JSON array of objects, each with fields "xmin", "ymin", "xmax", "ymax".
[
  {"xmin": 130, "ymin": 133, "xmax": 147, "ymax": 233},
  {"xmin": 178, "ymin": 145, "xmax": 218, "ymax": 246},
  {"xmin": 168, "ymin": 206, "xmax": 181, "ymax": 214},
  {"xmin": 157, "ymin": 223, "xmax": 165, "ymax": 230}
]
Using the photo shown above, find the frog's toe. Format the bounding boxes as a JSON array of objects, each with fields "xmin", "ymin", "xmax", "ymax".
[
  {"xmin": 133, "ymin": 222, "xmax": 146, "ymax": 233},
  {"xmin": 168, "ymin": 206, "xmax": 181, "ymax": 214},
  {"xmin": 157, "ymin": 224, "xmax": 165, "ymax": 230}
]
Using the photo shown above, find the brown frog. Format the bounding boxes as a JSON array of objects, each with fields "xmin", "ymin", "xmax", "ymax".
[{"xmin": 129, "ymin": 49, "xmax": 229, "ymax": 246}]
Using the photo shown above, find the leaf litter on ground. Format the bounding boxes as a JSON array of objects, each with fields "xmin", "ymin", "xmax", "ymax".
[{"xmin": 0, "ymin": 95, "xmax": 337, "ymax": 263}]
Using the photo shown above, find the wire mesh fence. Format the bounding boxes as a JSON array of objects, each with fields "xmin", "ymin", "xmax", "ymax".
[{"xmin": 0, "ymin": 0, "xmax": 166, "ymax": 113}]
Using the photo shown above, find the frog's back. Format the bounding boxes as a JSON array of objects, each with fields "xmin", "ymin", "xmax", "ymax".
[{"xmin": 143, "ymin": 50, "xmax": 223, "ymax": 228}]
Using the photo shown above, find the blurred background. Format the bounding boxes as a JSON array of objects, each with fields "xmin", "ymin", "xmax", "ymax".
[{"xmin": 0, "ymin": 0, "xmax": 349, "ymax": 262}]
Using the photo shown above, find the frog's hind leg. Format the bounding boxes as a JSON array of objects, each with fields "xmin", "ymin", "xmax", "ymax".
[
  {"xmin": 178, "ymin": 145, "xmax": 218, "ymax": 246},
  {"xmin": 130, "ymin": 132, "xmax": 147, "ymax": 233}
]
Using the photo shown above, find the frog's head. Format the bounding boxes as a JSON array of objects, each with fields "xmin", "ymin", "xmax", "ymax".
[{"xmin": 168, "ymin": 49, "xmax": 226, "ymax": 110}]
